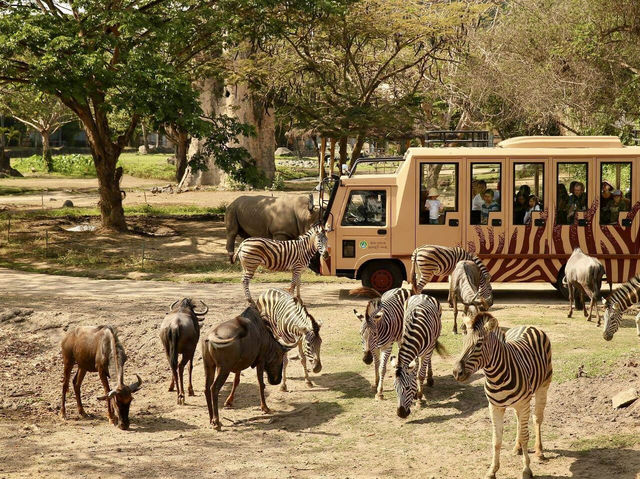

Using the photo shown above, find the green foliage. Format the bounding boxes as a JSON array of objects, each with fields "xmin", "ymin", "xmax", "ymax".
[
  {"xmin": 269, "ymin": 172, "xmax": 285, "ymax": 190},
  {"xmin": 13, "ymin": 154, "xmax": 96, "ymax": 177},
  {"xmin": 117, "ymin": 154, "xmax": 175, "ymax": 181}
]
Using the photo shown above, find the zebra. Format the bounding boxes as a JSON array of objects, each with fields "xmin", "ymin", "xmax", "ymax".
[
  {"xmin": 391, "ymin": 293, "xmax": 445, "ymax": 418},
  {"xmin": 351, "ymin": 287, "xmax": 411, "ymax": 399},
  {"xmin": 453, "ymin": 312, "xmax": 552, "ymax": 479},
  {"xmin": 233, "ymin": 224, "xmax": 328, "ymax": 304},
  {"xmin": 223, "ymin": 288, "xmax": 322, "ymax": 406},
  {"xmin": 448, "ymin": 260, "xmax": 489, "ymax": 334},
  {"xmin": 602, "ymin": 275, "xmax": 640, "ymax": 341},
  {"xmin": 410, "ymin": 245, "xmax": 493, "ymax": 307}
]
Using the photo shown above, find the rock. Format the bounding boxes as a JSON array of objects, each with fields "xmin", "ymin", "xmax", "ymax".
[
  {"xmin": 49, "ymin": 198, "xmax": 57, "ymax": 201},
  {"xmin": 274, "ymin": 147, "xmax": 294, "ymax": 156},
  {"xmin": 612, "ymin": 388, "xmax": 638, "ymax": 408},
  {"xmin": 62, "ymin": 200, "xmax": 74, "ymax": 208},
  {"xmin": 166, "ymin": 156, "xmax": 176, "ymax": 165},
  {"xmin": 138, "ymin": 145, "xmax": 148, "ymax": 155}
]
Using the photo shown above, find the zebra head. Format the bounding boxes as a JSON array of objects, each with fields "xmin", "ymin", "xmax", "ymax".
[
  {"xmin": 391, "ymin": 357, "xmax": 417, "ymax": 418},
  {"xmin": 602, "ymin": 299, "xmax": 623, "ymax": 341},
  {"xmin": 311, "ymin": 225, "xmax": 329, "ymax": 259},
  {"xmin": 453, "ymin": 312, "xmax": 499, "ymax": 382},
  {"xmin": 302, "ymin": 317, "xmax": 323, "ymax": 373},
  {"xmin": 353, "ymin": 299, "xmax": 383, "ymax": 364}
]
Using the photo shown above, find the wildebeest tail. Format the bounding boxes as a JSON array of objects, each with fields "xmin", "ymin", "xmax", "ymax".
[
  {"xmin": 168, "ymin": 328, "xmax": 179, "ymax": 371},
  {"xmin": 434, "ymin": 340, "xmax": 448, "ymax": 358},
  {"xmin": 574, "ymin": 289, "xmax": 584, "ymax": 310}
]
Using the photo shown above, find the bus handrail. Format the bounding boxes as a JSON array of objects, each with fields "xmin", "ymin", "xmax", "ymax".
[{"xmin": 348, "ymin": 156, "xmax": 404, "ymax": 177}]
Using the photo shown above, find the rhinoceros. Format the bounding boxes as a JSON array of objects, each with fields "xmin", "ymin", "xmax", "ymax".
[{"xmin": 224, "ymin": 194, "xmax": 320, "ymax": 262}]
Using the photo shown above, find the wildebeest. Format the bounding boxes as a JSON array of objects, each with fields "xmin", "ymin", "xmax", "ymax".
[
  {"xmin": 448, "ymin": 260, "xmax": 489, "ymax": 334},
  {"xmin": 159, "ymin": 298, "xmax": 208, "ymax": 405},
  {"xmin": 60, "ymin": 326, "xmax": 142, "ymax": 430},
  {"xmin": 201, "ymin": 306, "xmax": 294, "ymax": 430},
  {"xmin": 225, "ymin": 194, "xmax": 319, "ymax": 262},
  {"xmin": 564, "ymin": 248, "xmax": 609, "ymax": 325}
]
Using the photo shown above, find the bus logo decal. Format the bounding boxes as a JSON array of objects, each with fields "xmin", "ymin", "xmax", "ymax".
[{"xmin": 359, "ymin": 240, "xmax": 368, "ymax": 249}]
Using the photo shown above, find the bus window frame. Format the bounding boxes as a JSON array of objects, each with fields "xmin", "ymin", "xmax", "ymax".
[
  {"xmin": 470, "ymin": 161, "xmax": 502, "ymax": 225},
  {"xmin": 599, "ymin": 160, "xmax": 633, "ymax": 226},
  {"xmin": 340, "ymin": 189, "xmax": 388, "ymax": 227},
  {"xmin": 512, "ymin": 161, "xmax": 546, "ymax": 225},
  {"xmin": 419, "ymin": 161, "xmax": 459, "ymax": 225},
  {"xmin": 556, "ymin": 161, "xmax": 589, "ymax": 226}
]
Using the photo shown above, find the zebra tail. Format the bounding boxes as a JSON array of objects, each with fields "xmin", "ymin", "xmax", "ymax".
[
  {"xmin": 349, "ymin": 287, "xmax": 381, "ymax": 298},
  {"xmin": 409, "ymin": 251, "xmax": 417, "ymax": 294},
  {"xmin": 434, "ymin": 340, "xmax": 449, "ymax": 358}
]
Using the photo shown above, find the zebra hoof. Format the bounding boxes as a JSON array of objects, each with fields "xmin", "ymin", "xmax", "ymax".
[
  {"xmin": 485, "ymin": 473, "xmax": 496, "ymax": 479},
  {"xmin": 535, "ymin": 452, "xmax": 546, "ymax": 462},
  {"xmin": 522, "ymin": 467, "xmax": 533, "ymax": 479},
  {"xmin": 280, "ymin": 384, "xmax": 288, "ymax": 392},
  {"xmin": 305, "ymin": 381, "xmax": 314, "ymax": 388},
  {"xmin": 513, "ymin": 445, "xmax": 523, "ymax": 455},
  {"xmin": 426, "ymin": 378, "xmax": 434, "ymax": 388},
  {"xmin": 375, "ymin": 394, "xmax": 384, "ymax": 401}
]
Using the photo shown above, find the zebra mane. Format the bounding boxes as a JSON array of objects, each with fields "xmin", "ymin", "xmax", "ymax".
[
  {"xmin": 605, "ymin": 275, "xmax": 640, "ymax": 308},
  {"xmin": 292, "ymin": 296, "xmax": 321, "ymax": 333},
  {"xmin": 469, "ymin": 311, "xmax": 498, "ymax": 332}
]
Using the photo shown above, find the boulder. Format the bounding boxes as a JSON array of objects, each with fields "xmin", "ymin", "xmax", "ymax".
[
  {"xmin": 275, "ymin": 147, "xmax": 294, "ymax": 157},
  {"xmin": 612, "ymin": 388, "xmax": 638, "ymax": 408},
  {"xmin": 62, "ymin": 200, "xmax": 74, "ymax": 208},
  {"xmin": 166, "ymin": 156, "xmax": 177, "ymax": 165},
  {"xmin": 138, "ymin": 145, "xmax": 148, "ymax": 155}
]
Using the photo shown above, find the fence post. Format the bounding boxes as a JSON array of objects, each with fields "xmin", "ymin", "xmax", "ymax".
[
  {"xmin": 6, "ymin": 215, "xmax": 10, "ymax": 244},
  {"xmin": 141, "ymin": 242, "xmax": 145, "ymax": 270},
  {"xmin": 45, "ymin": 230, "xmax": 49, "ymax": 257}
]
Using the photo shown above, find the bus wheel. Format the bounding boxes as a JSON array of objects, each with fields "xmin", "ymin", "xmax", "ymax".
[
  {"xmin": 361, "ymin": 261, "xmax": 403, "ymax": 293},
  {"xmin": 555, "ymin": 269, "xmax": 569, "ymax": 300}
]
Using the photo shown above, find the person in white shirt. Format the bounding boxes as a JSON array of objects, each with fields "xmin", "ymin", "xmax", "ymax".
[
  {"xmin": 472, "ymin": 180, "xmax": 487, "ymax": 211},
  {"xmin": 424, "ymin": 187, "xmax": 444, "ymax": 224}
]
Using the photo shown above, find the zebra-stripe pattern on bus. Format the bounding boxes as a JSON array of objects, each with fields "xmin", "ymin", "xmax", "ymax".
[
  {"xmin": 234, "ymin": 224, "xmax": 328, "ymax": 303},
  {"xmin": 603, "ymin": 274, "xmax": 640, "ymax": 341},
  {"xmin": 453, "ymin": 312, "xmax": 552, "ymax": 479},
  {"xmin": 352, "ymin": 287, "xmax": 411, "ymax": 399},
  {"xmin": 393, "ymin": 293, "xmax": 443, "ymax": 418},
  {"xmin": 410, "ymin": 245, "xmax": 493, "ymax": 306}
]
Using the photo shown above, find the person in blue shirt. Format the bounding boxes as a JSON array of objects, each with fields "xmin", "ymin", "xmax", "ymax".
[{"xmin": 481, "ymin": 189, "xmax": 499, "ymax": 225}]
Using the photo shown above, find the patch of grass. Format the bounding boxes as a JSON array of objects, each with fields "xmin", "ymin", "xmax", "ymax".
[
  {"xmin": 13, "ymin": 154, "xmax": 97, "ymax": 177},
  {"xmin": 118, "ymin": 153, "xmax": 176, "ymax": 181},
  {"xmin": 572, "ymin": 433, "xmax": 640, "ymax": 452},
  {"xmin": 276, "ymin": 164, "xmax": 317, "ymax": 180},
  {"xmin": 0, "ymin": 204, "xmax": 226, "ymax": 220},
  {"xmin": 0, "ymin": 185, "xmax": 38, "ymax": 196}
]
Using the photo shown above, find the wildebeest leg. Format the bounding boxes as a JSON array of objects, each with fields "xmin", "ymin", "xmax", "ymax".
[
  {"xmin": 635, "ymin": 312, "xmax": 640, "ymax": 337},
  {"xmin": 98, "ymin": 370, "xmax": 115, "ymax": 425},
  {"xmin": 298, "ymin": 342, "xmax": 313, "ymax": 388},
  {"xmin": 567, "ymin": 282, "xmax": 574, "ymax": 318},
  {"xmin": 171, "ymin": 362, "xmax": 180, "ymax": 404},
  {"xmin": 211, "ymin": 366, "xmax": 229, "ymax": 430},
  {"xmin": 187, "ymin": 358, "xmax": 195, "ymax": 396},
  {"xmin": 376, "ymin": 346, "xmax": 392, "ymax": 400},
  {"xmin": 486, "ymin": 403, "xmax": 505, "ymax": 479},
  {"xmin": 168, "ymin": 376, "xmax": 175, "ymax": 392},
  {"xmin": 73, "ymin": 368, "xmax": 88, "ymax": 417},
  {"xmin": 224, "ymin": 373, "xmax": 240, "ymax": 407},
  {"xmin": 582, "ymin": 284, "xmax": 597, "ymax": 324},
  {"xmin": 60, "ymin": 358, "xmax": 73, "ymax": 419},
  {"xmin": 204, "ymin": 362, "xmax": 216, "ymax": 424},
  {"xmin": 256, "ymin": 363, "xmax": 271, "ymax": 414},
  {"xmin": 225, "ymin": 227, "xmax": 238, "ymax": 263},
  {"xmin": 581, "ymin": 286, "xmax": 590, "ymax": 319},
  {"xmin": 280, "ymin": 353, "xmax": 289, "ymax": 392},
  {"xmin": 177, "ymin": 355, "xmax": 188, "ymax": 405}
]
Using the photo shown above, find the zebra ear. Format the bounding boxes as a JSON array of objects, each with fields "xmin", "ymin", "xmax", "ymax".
[
  {"xmin": 389, "ymin": 355, "xmax": 397, "ymax": 368},
  {"xmin": 407, "ymin": 360, "xmax": 417, "ymax": 371},
  {"xmin": 484, "ymin": 317, "xmax": 499, "ymax": 332},
  {"xmin": 353, "ymin": 309, "xmax": 365, "ymax": 322}
]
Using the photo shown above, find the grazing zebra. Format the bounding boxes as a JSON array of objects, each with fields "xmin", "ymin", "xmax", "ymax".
[
  {"xmin": 392, "ymin": 293, "xmax": 444, "ymax": 418},
  {"xmin": 602, "ymin": 275, "xmax": 640, "ymax": 341},
  {"xmin": 233, "ymin": 224, "xmax": 328, "ymax": 304},
  {"xmin": 410, "ymin": 245, "xmax": 493, "ymax": 307},
  {"xmin": 351, "ymin": 287, "xmax": 411, "ymax": 400},
  {"xmin": 223, "ymin": 288, "xmax": 323, "ymax": 406},
  {"xmin": 453, "ymin": 312, "xmax": 552, "ymax": 479}
]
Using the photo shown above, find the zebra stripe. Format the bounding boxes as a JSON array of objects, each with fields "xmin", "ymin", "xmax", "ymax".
[
  {"xmin": 256, "ymin": 288, "xmax": 322, "ymax": 391},
  {"xmin": 354, "ymin": 287, "xmax": 411, "ymax": 399},
  {"xmin": 393, "ymin": 294, "xmax": 442, "ymax": 418},
  {"xmin": 603, "ymin": 275, "xmax": 640, "ymax": 340},
  {"xmin": 453, "ymin": 312, "xmax": 552, "ymax": 479},
  {"xmin": 235, "ymin": 225, "xmax": 328, "ymax": 303},
  {"xmin": 411, "ymin": 245, "xmax": 493, "ymax": 306}
]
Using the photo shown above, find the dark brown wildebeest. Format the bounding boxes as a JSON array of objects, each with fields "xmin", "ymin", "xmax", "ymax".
[
  {"xmin": 60, "ymin": 326, "xmax": 142, "ymax": 429},
  {"xmin": 201, "ymin": 306, "xmax": 294, "ymax": 430},
  {"xmin": 564, "ymin": 248, "xmax": 610, "ymax": 325},
  {"xmin": 159, "ymin": 298, "xmax": 208, "ymax": 405}
]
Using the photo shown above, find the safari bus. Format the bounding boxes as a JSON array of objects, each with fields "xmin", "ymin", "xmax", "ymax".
[{"xmin": 317, "ymin": 136, "xmax": 640, "ymax": 293}]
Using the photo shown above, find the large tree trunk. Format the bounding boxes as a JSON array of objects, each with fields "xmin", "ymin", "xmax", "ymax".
[
  {"xmin": 349, "ymin": 135, "xmax": 366, "ymax": 168},
  {"xmin": 41, "ymin": 130, "xmax": 53, "ymax": 172},
  {"xmin": 338, "ymin": 137, "xmax": 348, "ymax": 169},
  {"xmin": 175, "ymin": 131, "xmax": 189, "ymax": 182},
  {"xmin": 95, "ymin": 157, "xmax": 127, "ymax": 231},
  {"xmin": 141, "ymin": 123, "xmax": 149, "ymax": 152}
]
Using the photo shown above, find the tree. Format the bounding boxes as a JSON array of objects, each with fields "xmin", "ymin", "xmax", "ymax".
[
  {"xmin": 0, "ymin": 87, "xmax": 75, "ymax": 171},
  {"xmin": 0, "ymin": 1, "xmax": 211, "ymax": 230}
]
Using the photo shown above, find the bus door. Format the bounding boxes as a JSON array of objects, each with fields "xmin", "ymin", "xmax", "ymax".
[
  {"xmin": 552, "ymin": 159, "xmax": 592, "ymax": 256},
  {"xmin": 597, "ymin": 158, "xmax": 637, "ymax": 281},
  {"xmin": 505, "ymin": 159, "xmax": 553, "ymax": 282},
  {"xmin": 415, "ymin": 160, "xmax": 463, "ymax": 249},
  {"xmin": 466, "ymin": 160, "xmax": 506, "ymax": 268}
]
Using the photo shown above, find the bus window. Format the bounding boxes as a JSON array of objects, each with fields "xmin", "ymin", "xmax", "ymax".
[
  {"xmin": 341, "ymin": 190, "xmax": 387, "ymax": 226},
  {"xmin": 600, "ymin": 162, "xmax": 632, "ymax": 225},
  {"xmin": 513, "ymin": 163, "xmax": 544, "ymax": 225},
  {"xmin": 420, "ymin": 163, "xmax": 458, "ymax": 225},
  {"xmin": 470, "ymin": 163, "xmax": 501, "ymax": 225},
  {"xmin": 556, "ymin": 163, "xmax": 588, "ymax": 225}
]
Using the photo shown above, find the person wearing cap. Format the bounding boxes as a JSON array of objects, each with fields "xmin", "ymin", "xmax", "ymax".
[
  {"xmin": 425, "ymin": 187, "xmax": 444, "ymax": 224},
  {"xmin": 606, "ymin": 189, "xmax": 629, "ymax": 224}
]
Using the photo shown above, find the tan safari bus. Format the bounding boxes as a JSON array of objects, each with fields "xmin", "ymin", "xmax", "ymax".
[{"xmin": 316, "ymin": 136, "xmax": 640, "ymax": 293}]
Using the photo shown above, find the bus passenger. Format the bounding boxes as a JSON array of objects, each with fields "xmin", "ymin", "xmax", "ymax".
[
  {"xmin": 514, "ymin": 192, "xmax": 528, "ymax": 224},
  {"xmin": 605, "ymin": 189, "xmax": 629, "ymax": 224},
  {"xmin": 425, "ymin": 187, "xmax": 444, "ymax": 225},
  {"xmin": 523, "ymin": 195, "xmax": 541, "ymax": 225},
  {"xmin": 556, "ymin": 184, "xmax": 570, "ymax": 225},
  {"xmin": 481, "ymin": 189, "xmax": 499, "ymax": 225},
  {"xmin": 600, "ymin": 182, "xmax": 614, "ymax": 224},
  {"xmin": 568, "ymin": 181, "xmax": 586, "ymax": 223},
  {"xmin": 472, "ymin": 180, "xmax": 487, "ymax": 211}
]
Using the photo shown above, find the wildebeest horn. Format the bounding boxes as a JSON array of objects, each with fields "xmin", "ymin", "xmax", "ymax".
[
  {"xmin": 97, "ymin": 390, "xmax": 117, "ymax": 401},
  {"xmin": 128, "ymin": 374, "xmax": 143, "ymax": 393},
  {"xmin": 169, "ymin": 299, "xmax": 179, "ymax": 312},
  {"xmin": 194, "ymin": 300, "xmax": 208, "ymax": 316}
]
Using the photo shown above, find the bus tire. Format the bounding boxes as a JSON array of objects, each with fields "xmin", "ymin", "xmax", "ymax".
[
  {"xmin": 361, "ymin": 261, "xmax": 403, "ymax": 293},
  {"xmin": 555, "ymin": 268, "xmax": 569, "ymax": 300}
]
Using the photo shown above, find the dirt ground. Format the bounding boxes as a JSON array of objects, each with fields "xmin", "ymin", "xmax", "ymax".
[{"xmin": 1, "ymin": 269, "xmax": 639, "ymax": 479}]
